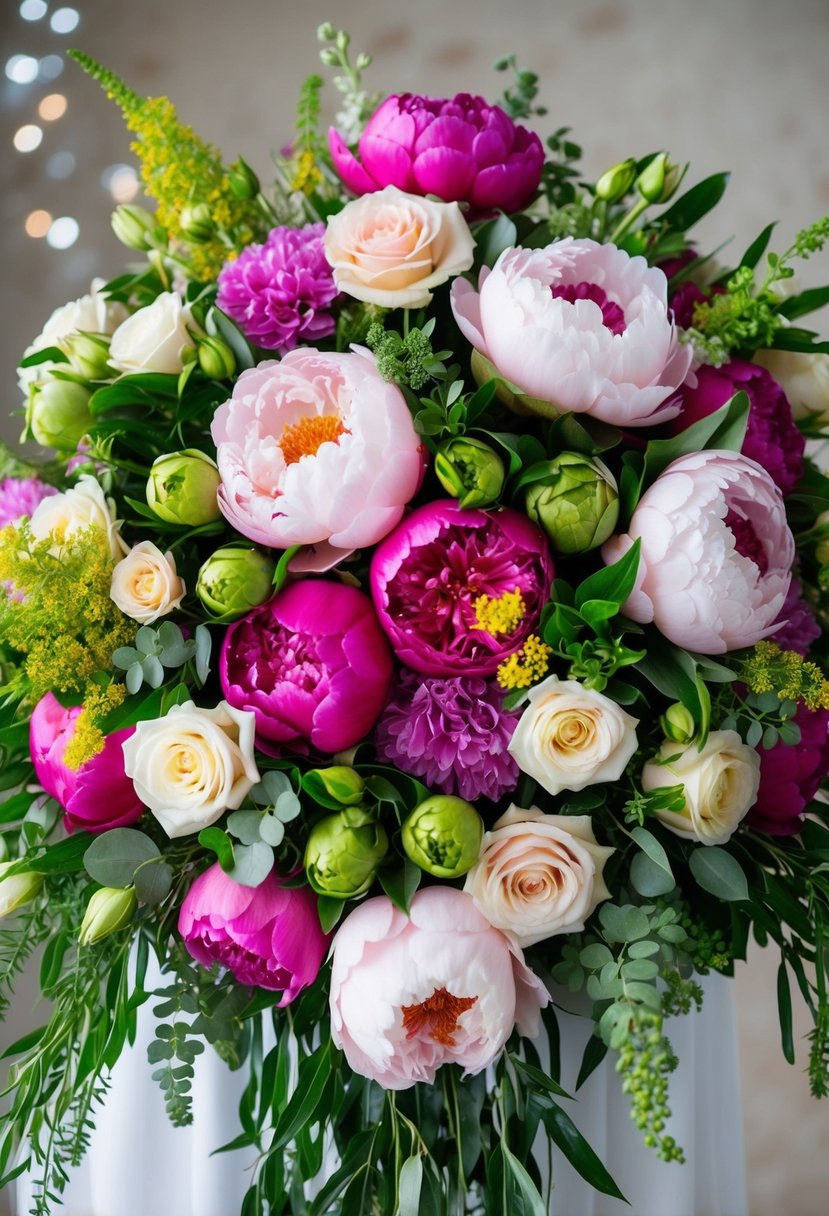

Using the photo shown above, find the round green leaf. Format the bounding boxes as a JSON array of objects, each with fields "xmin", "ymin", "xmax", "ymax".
[{"xmin": 84, "ymin": 828, "xmax": 160, "ymax": 888}]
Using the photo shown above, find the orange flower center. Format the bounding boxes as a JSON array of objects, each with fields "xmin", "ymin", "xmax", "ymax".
[
  {"xmin": 279, "ymin": 415, "xmax": 348, "ymax": 465},
  {"xmin": 401, "ymin": 986, "xmax": 478, "ymax": 1047}
]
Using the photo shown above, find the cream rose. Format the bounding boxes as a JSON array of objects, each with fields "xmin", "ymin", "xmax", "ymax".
[
  {"xmin": 18, "ymin": 278, "xmax": 128, "ymax": 391},
  {"xmin": 109, "ymin": 291, "xmax": 197, "ymax": 375},
  {"xmin": 641, "ymin": 730, "xmax": 761, "ymax": 845},
  {"xmin": 508, "ymin": 675, "xmax": 639, "ymax": 796},
  {"xmin": 122, "ymin": 700, "xmax": 259, "ymax": 838},
  {"xmin": 754, "ymin": 348, "xmax": 829, "ymax": 424},
  {"xmin": 464, "ymin": 805, "xmax": 613, "ymax": 946},
  {"xmin": 324, "ymin": 185, "xmax": 475, "ymax": 308},
  {"xmin": 27, "ymin": 474, "xmax": 127, "ymax": 560},
  {"xmin": 110, "ymin": 541, "xmax": 186, "ymax": 624}
]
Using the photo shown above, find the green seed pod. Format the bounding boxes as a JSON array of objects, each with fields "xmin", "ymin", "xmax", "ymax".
[
  {"xmin": 304, "ymin": 807, "xmax": 388, "ymax": 899},
  {"xmin": 524, "ymin": 452, "xmax": 619, "ymax": 554},
  {"xmin": 401, "ymin": 795, "xmax": 484, "ymax": 879},
  {"xmin": 146, "ymin": 449, "xmax": 222, "ymax": 526},
  {"xmin": 196, "ymin": 546, "xmax": 276, "ymax": 621},
  {"xmin": 434, "ymin": 436, "xmax": 505, "ymax": 509}
]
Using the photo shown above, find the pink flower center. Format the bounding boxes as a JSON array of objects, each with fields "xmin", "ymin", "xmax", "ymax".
[
  {"xmin": 551, "ymin": 281, "xmax": 626, "ymax": 335},
  {"xmin": 725, "ymin": 509, "xmax": 769, "ymax": 576},
  {"xmin": 401, "ymin": 986, "xmax": 478, "ymax": 1046},
  {"xmin": 202, "ymin": 936, "xmax": 292, "ymax": 991},
  {"xmin": 246, "ymin": 626, "xmax": 322, "ymax": 692}
]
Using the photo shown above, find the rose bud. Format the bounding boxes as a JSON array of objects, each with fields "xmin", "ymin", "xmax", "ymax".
[
  {"xmin": 304, "ymin": 807, "xmax": 389, "ymax": 899},
  {"xmin": 309, "ymin": 766, "xmax": 365, "ymax": 806},
  {"xmin": 434, "ymin": 437, "xmax": 505, "ymax": 509},
  {"xmin": 401, "ymin": 795, "xmax": 484, "ymax": 879},
  {"xmin": 26, "ymin": 380, "xmax": 92, "ymax": 452},
  {"xmin": 594, "ymin": 158, "xmax": 637, "ymax": 203},
  {"xmin": 195, "ymin": 546, "xmax": 276, "ymax": 622},
  {"xmin": 78, "ymin": 886, "xmax": 137, "ymax": 946},
  {"xmin": 146, "ymin": 449, "xmax": 222, "ymax": 526},
  {"xmin": 227, "ymin": 157, "xmax": 260, "ymax": 200},
  {"xmin": 197, "ymin": 335, "xmax": 236, "ymax": 381},
  {"xmin": 660, "ymin": 702, "xmax": 696, "ymax": 745},
  {"xmin": 179, "ymin": 202, "xmax": 215, "ymax": 243},
  {"xmin": 60, "ymin": 332, "xmax": 113, "ymax": 381},
  {"xmin": 636, "ymin": 152, "xmax": 685, "ymax": 204},
  {"xmin": 111, "ymin": 203, "xmax": 160, "ymax": 251},
  {"xmin": 525, "ymin": 453, "xmax": 619, "ymax": 555},
  {"xmin": 0, "ymin": 863, "xmax": 43, "ymax": 919}
]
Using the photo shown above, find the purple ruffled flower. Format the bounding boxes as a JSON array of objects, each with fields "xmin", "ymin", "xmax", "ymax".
[
  {"xmin": 770, "ymin": 579, "xmax": 821, "ymax": 655},
  {"xmin": 375, "ymin": 671, "xmax": 520, "ymax": 802},
  {"xmin": 747, "ymin": 706, "xmax": 829, "ymax": 836},
  {"xmin": 0, "ymin": 477, "xmax": 57, "ymax": 529},
  {"xmin": 216, "ymin": 223, "xmax": 338, "ymax": 352}
]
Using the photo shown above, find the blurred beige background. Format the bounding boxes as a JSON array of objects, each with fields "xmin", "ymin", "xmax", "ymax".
[{"xmin": 2, "ymin": 0, "xmax": 829, "ymax": 1212}]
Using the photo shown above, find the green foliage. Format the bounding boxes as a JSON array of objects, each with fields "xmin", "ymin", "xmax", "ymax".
[
  {"xmin": 112, "ymin": 621, "xmax": 211, "ymax": 694},
  {"xmin": 365, "ymin": 320, "xmax": 444, "ymax": 391},
  {"xmin": 493, "ymin": 54, "xmax": 547, "ymax": 120}
]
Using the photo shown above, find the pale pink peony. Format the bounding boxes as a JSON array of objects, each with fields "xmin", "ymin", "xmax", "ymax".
[
  {"xmin": 602, "ymin": 450, "xmax": 795, "ymax": 653},
  {"xmin": 210, "ymin": 349, "xmax": 423, "ymax": 557},
  {"xmin": 329, "ymin": 886, "xmax": 548, "ymax": 1090},
  {"xmin": 451, "ymin": 238, "xmax": 693, "ymax": 427}
]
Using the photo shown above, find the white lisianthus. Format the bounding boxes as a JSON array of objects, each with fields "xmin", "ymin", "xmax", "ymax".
[
  {"xmin": 27, "ymin": 474, "xmax": 128, "ymax": 561},
  {"xmin": 464, "ymin": 805, "xmax": 613, "ymax": 947},
  {"xmin": 507, "ymin": 675, "xmax": 639, "ymax": 795},
  {"xmin": 110, "ymin": 541, "xmax": 186, "ymax": 624},
  {"xmin": 18, "ymin": 278, "xmax": 128, "ymax": 392},
  {"xmin": 0, "ymin": 863, "xmax": 43, "ymax": 919},
  {"xmin": 642, "ymin": 730, "xmax": 761, "ymax": 845},
  {"xmin": 122, "ymin": 701, "xmax": 259, "ymax": 838},
  {"xmin": 109, "ymin": 291, "xmax": 197, "ymax": 375},
  {"xmin": 753, "ymin": 348, "xmax": 829, "ymax": 425}
]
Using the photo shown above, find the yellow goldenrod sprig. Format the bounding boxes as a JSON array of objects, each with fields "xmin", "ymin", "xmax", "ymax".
[
  {"xmin": 497, "ymin": 634, "xmax": 553, "ymax": 690},
  {"xmin": 738, "ymin": 640, "xmax": 829, "ymax": 711}
]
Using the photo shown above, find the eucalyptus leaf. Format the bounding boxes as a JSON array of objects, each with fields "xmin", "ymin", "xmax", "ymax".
[
  {"xmin": 228, "ymin": 842, "xmax": 274, "ymax": 887},
  {"xmin": 630, "ymin": 852, "xmax": 676, "ymax": 897},
  {"xmin": 195, "ymin": 623, "xmax": 212, "ymax": 684},
  {"xmin": 630, "ymin": 826, "xmax": 673, "ymax": 876},
  {"xmin": 689, "ymin": 846, "xmax": 749, "ymax": 901},
  {"xmin": 134, "ymin": 859, "xmax": 174, "ymax": 905},
  {"xmin": 226, "ymin": 810, "xmax": 266, "ymax": 846},
  {"xmin": 259, "ymin": 815, "xmax": 286, "ymax": 847},
  {"xmin": 85, "ymin": 828, "xmax": 160, "ymax": 887},
  {"xmin": 397, "ymin": 1155, "xmax": 424, "ymax": 1216}
]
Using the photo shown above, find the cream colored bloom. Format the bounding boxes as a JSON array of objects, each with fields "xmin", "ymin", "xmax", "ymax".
[
  {"xmin": 754, "ymin": 348, "xmax": 829, "ymax": 425},
  {"xmin": 27, "ymin": 474, "xmax": 127, "ymax": 561},
  {"xmin": 642, "ymin": 730, "xmax": 760, "ymax": 845},
  {"xmin": 0, "ymin": 863, "xmax": 43, "ymax": 918},
  {"xmin": 109, "ymin": 291, "xmax": 196, "ymax": 375},
  {"xmin": 508, "ymin": 675, "xmax": 639, "ymax": 796},
  {"xmin": 18, "ymin": 278, "xmax": 128, "ymax": 392},
  {"xmin": 110, "ymin": 541, "xmax": 186, "ymax": 624},
  {"xmin": 464, "ymin": 805, "xmax": 613, "ymax": 947},
  {"xmin": 324, "ymin": 185, "xmax": 475, "ymax": 308}
]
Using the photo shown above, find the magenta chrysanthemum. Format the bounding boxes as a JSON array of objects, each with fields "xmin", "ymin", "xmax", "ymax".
[
  {"xmin": 0, "ymin": 477, "xmax": 57, "ymax": 529},
  {"xmin": 216, "ymin": 223, "xmax": 338, "ymax": 352},
  {"xmin": 375, "ymin": 671, "xmax": 521, "ymax": 801}
]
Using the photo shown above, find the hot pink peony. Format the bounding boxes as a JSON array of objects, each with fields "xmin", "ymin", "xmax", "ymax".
[
  {"xmin": 602, "ymin": 450, "xmax": 795, "ymax": 654},
  {"xmin": 178, "ymin": 863, "xmax": 328, "ymax": 1003},
  {"xmin": 220, "ymin": 580, "xmax": 394, "ymax": 753},
  {"xmin": 451, "ymin": 239, "xmax": 694, "ymax": 427},
  {"xmin": 210, "ymin": 348, "xmax": 423, "ymax": 559},
  {"xmin": 29, "ymin": 692, "xmax": 143, "ymax": 833},
  {"xmin": 747, "ymin": 707, "xmax": 829, "ymax": 836},
  {"xmin": 369, "ymin": 500, "xmax": 554, "ymax": 676},
  {"xmin": 329, "ymin": 93, "xmax": 544, "ymax": 217},
  {"xmin": 329, "ymin": 886, "xmax": 548, "ymax": 1089}
]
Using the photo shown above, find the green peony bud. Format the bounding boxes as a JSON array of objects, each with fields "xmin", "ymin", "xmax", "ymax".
[
  {"xmin": 310, "ymin": 766, "xmax": 365, "ymax": 806},
  {"xmin": 111, "ymin": 204, "xmax": 160, "ymax": 251},
  {"xmin": 434, "ymin": 437, "xmax": 505, "ymax": 509},
  {"xmin": 524, "ymin": 452, "xmax": 619, "ymax": 554},
  {"xmin": 146, "ymin": 449, "xmax": 222, "ymax": 526},
  {"xmin": 197, "ymin": 336, "xmax": 236, "ymax": 381},
  {"xmin": 196, "ymin": 546, "xmax": 276, "ymax": 621},
  {"xmin": 0, "ymin": 863, "xmax": 43, "ymax": 918},
  {"xmin": 60, "ymin": 332, "xmax": 112, "ymax": 380},
  {"xmin": 636, "ymin": 153, "xmax": 686, "ymax": 205},
  {"xmin": 79, "ymin": 886, "xmax": 137, "ymax": 946},
  {"xmin": 179, "ymin": 203, "xmax": 215, "ymax": 244},
  {"xmin": 401, "ymin": 795, "xmax": 484, "ymax": 879},
  {"xmin": 26, "ymin": 379, "xmax": 92, "ymax": 452},
  {"xmin": 227, "ymin": 157, "xmax": 260, "ymax": 201},
  {"xmin": 659, "ymin": 703, "xmax": 696, "ymax": 745},
  {"xmin": 304, "ymin": 807, "xmax": 388, "ymax": 899},
  {"xmin": 594, "ymin": 158, "xmax": 637, "ymax": 203}
]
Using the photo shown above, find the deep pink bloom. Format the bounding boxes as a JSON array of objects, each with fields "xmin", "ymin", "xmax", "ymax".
[
  {"xmin": 747, "ymin": 707, "xmax": 829, "ymax": 836},
  {"xmin": 220, "ymin": 580, "xmax": 394, "ymax": 754},
  {"xmin": 29, "ymin": 692, "xmax": 143, "ymax": 833},
  {"xmin": 216, "ymin": 224, "xmax": 338, "ymax": 353},
  {"xmin": 0, "ymin": 477, "xmax": 57, "ymax": 529},
  {"xmin": 770, "ymin": 578, "xmax": 821, "ymax": 656},
  {"xmin": 375, "ymin": 671, "xmax": 520, "ymax": 801},
  {"xmin": 178, "ymin": 863, "xmax": 328, "ymax": 1003},
  {"xmin": 329, "ymin": 93, "xmax": 544, "ymax": 216},
  {"xmin": 670, "ymin": 360, "xmax": 805, "ymax": 494},
  {"xmin": 370, "ymin": 500, "xmax": 553, "ymax": 676}
]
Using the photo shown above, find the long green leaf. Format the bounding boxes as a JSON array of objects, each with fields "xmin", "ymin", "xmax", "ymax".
[
  {"xmin": 540, "ymin": 1100, "xmax": 626, "ymax": 1200},
  {"xmin": 271, "ymin": 1041, "xmax": 332, "ymax": 1152},
  {"xmin": 776, "ymin": 959, "xmax": 795, "ymax": 1065},
  {"xmin": 658, "ymin": 171, "xmax": 730, "ymax": 232}
]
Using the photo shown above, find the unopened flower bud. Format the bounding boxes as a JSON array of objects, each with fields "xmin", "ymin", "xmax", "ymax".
[
  {"xmin": 79, "ymin": 886, "xmax": 136, "ymax": 946},
  {"xmin": 111, "ymin": 204, "xmax": 159, "ymax": 251},
  {"xmin": 0, "ymin": 863, "xmax": 43, "ymax": 918},
  {"xmin": 304, "ymin": 806, "xmax": 388, "ymax": 899},
  {"xmin": 524, "ymin": 452, "xmax": 619, "ymax": 554},
  {"xmin": 196, "ymin": 545, "xmax": 275, "ymax": 621},
  {"xmin": 26, "ymin": 379, "xmax": 93, "ymax": 452},
  {"xmin": 335, "ymin": 29, "xmax": 350, "ymax": 51},
  {"xmin": 317, "ymin": 21, "xmax": 336, "ymax": 41},
  {"xmin": 227, "ymin": 157, "xmax": 260, "ymax": 201},
  {"xmin": 147, "ymin": 449, "xmax": 222, "ymax": 526},
  {"xmin": 197, "ymin": 336, "xmax": 236, "ymax": 381},
  {"xmin": 660, "ymin": 703, "xmax": 696, "ymax": 744},
  {"xmin": 319, "ymin": 47, "xmax": 340, "ymax": 67},
  {"xmin": 179, "ymin": 203, "xmax": 215, "ymax": 244},
  {"xmin": 402, "ymin": 795, "xmax": 483, "ymax": 879},
  {"xmin": 60, "ymin": 332, "xmax": 112, "ymax": 380},
  {"xmin": 595, "ymin": 158, "xmax": 637, "ymax": 204},
  {"xmin": 434, "ymin": 436, "xmax": 505, "ymax": 509},
  {"xmin": 310, "ymin": 766, "xmax": 365, "ymax": 806},
  {"xmin": 637, "ymin": 153, "xmax": 685, "ymax": 204}
]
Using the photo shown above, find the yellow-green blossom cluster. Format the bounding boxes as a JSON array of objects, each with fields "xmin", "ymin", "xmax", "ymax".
[
  {"xmin": 473, "ymin": 587, "xmax": 525, "ymax": 636},
  {"xmin": 497, "ymin": 634, "xmax": 552, "ymax": 690},
  {"xmin": 738, "ymin": 640, "xmax": 829, "ymax": 711},
  {"xmin": 62, "ymin": 682, "xmax": 127, "ymax": 771}
]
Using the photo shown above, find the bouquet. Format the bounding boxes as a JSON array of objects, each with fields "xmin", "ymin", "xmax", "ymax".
[{"xmin": 2, "ymin": 23, "xmax": 829, "ymax": 1215}]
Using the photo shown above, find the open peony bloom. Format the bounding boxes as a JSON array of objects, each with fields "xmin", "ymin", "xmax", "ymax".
[
  {"xmin": 451, "ymin": 238, "xmax": 694, "ymax": 427},
  {"xmin": 329, "ymin": 887, "xmax": 548, "ymax": 1089},
  {"xmin": 211, "ymin": 348, "xmax": 423, "ymax": 558},
  {"xmin": 602, "ymin": 450, "xmax": 795, "ymax": 654},
  {"xmin": 329, "ymin": 92, "xmax": 544, "ymax": 217},
  {"xmin": 178, "ymin": 863, "xmax": 328, "ymax": 1004},
  {"xmin": 30, "ymin": 692, "xmax": 143, "ymax": 833}
]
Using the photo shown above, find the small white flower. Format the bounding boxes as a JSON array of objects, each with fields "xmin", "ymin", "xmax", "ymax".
[{"xmin": 109, "ymin": 291, "xmax": 196, "ymax": 375}]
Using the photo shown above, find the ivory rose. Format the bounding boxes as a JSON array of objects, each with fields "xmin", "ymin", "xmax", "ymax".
[
  {"xmin": 26, "ymin": 474, "xmax": 127, "ymax": 561},
  {"xmin": 121, "ymin": 700, "xmax": 259, "ymax": 838},
  {"xmin": 110, "ymin": 540, "xmax": 186, "ymax": 623},
  {"xmin": 464, "ymin": 805, "xmax": 613, "ymax": 946},
  {"xmin": 18, "ymin": 277, "xmax": 128, "ymax": 391},
  {"xmin": 324, "ymin": 185, "xmax": 475, "ymax": 309},
  {"xmin": 109, "ymin": 291, "xmax": 197, "ymax": 375},
  {"xmin": 508, "ymin": 675, "xmax": 639, "ymax": 796},
  {"xmin": 753, "ymin": 348, "xmax": 829, "ymax": 424},
  {"xmin": 642, "ymin": 730, "xmax": 761, "ymax": 845}
]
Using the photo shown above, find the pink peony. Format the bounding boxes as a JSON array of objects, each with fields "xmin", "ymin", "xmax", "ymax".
[
  {"xmin": 602, "ymin": 450, "xmax": 795, "ymax": 654},
  {"xmin": 329, "ymin": 93, "xmax": 544, "ymax": 217},
  {"xmin": 219, "ymin": 580, "xmax": 394, "ymax": 754},
  {"xmin": 369, "ymin": 500, "xmax": 554, "ymax": 676},
  {"xmin": 451, "ymin": 239, "xmax": 694, "ymax": 427},
  {"xmin": 329, "ymin": 886, "xmax": 548, "ymax": 1089},
  {"xmin": 210, "ymin": 348, "xmax": 423, "ymax": 560},
  {"xmin": 29, "ymin": 692, "xmax": 143, "ymax": 833},
  {"xmin": 178, "ymin": 863, "xmax": 328, "ymax": 1003},
  {"xmin": 747, "ymin": 707, "xmax": 829, "ymax": 836}
]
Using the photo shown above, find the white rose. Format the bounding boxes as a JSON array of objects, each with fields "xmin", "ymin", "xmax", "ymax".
[
  {"xmin": 753, "ymin": 348, "xmax": 829, "ymax": 424},
  {"xmin": 110, "ymin": 541, "xmax": 186, "ymax": 623},
  {"xmin": 642, "ymin": 730, "xmax": 761, "ymax": 845},
  {"xmin": 122, "ymin": 701, "xmax": 259, "ymax": 838},
  {"xmin": 27, "ymin": 474, "xmax": 128, "ymax": 560},
  {"xmin": 109, "ymin": 291, "xmax": 197, "ymax": 375},
  {"xmin": 464, "ymin": 805, "xmax": 613, "ymax": 947},
  {"xmin": 18, "ymin": 278, "xmax": 128, "ymax": 391},
  {"xmin": 324, "ymin": 185, "xmax": 475, "ymax": 309},
  {"xmin": 507, "ymin": 675, "xmax": 639, "ymax": 796}
]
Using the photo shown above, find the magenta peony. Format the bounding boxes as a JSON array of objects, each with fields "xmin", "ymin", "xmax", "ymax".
[
  {"xmin": 329, "ymin": 93, "xmax": 544, "ymax": 217},
  {"xmin": 768, "ymin": 578, "xmax": 821, "ymax": 656},
  {"xmin": 747, "ymin": 707, "xmax": 829, "ymax": 836},
  {"xmin": 369, "ymin": 500, "xmax": 553, "ymax": 676},
  {"xmin": 178, "ymin": 863, "xmax": 328, "ymax": 1002},
  {"xmin": 0, "ymin": 477, "xmax": 57, "ymax": 529},
  {"xmin": 602, "ymin": 450, "xmax": 795, "ymax": 654},
  {"xmin": 29, "ymin": 692, "xmax": 143, "ymax": 833},
  {"xmin": 451, "ymin": 238, "xmax": 693, "ymax": 427},
  {"xmin": 329, "ymin": 886, "xmax": 548, "ymax": 1089},
  {"xmin": 220, "ymin": 580, "xmax": 394, "ymax": 754}
]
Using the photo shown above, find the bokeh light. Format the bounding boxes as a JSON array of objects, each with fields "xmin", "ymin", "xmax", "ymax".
[
  {"xmin": 46, "ymin": 150, "xmax": 76, "ymax": 179},
  {"xmin": 50, "ymin": 7, "xmax": 80, "ymax": 34},
  {"xmin": 25, "ymin": 210, "xmax": 53, "ymax": 238},
  {"xmin": 5, "ymin": 54, "xmax": 39, "ymax": 84},
  {"xmin": 39, "ymin": 94, "xmax": 68, "ymax": 122},
  {"xmin": 20, "ymin": 0, "xmax": 49, "ymax": 20},
  {"xmin": 46, "ymin": 216, "xmax": 80, "ymax": 249},
  {"xmin": 102, "ymin": 163, "xmax": 140, "ymax": 203},
  {"xmin": 13, "ymin": 124, "xmax": 43, "ymax": 153},
  {"xmin": 38, "ymin": 55, "xmax": 64, "ymax": 81}
]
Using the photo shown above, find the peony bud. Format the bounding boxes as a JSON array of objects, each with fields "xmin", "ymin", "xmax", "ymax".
[
  {"xmin": 146, "ymin": 449, "xmax": 222, "ymax": 526},
  {"xmin": 310, "ymin": 766, "xmax": 365, "ymax": 806},
  {"xmin": 111, "ymin": 204, "xmax": 159, "ymax": 251},
  {"xmin": 196, "ymin": 545, "xmax": 275, "ymax": 621},
  {"xmin": 227, "ymin": 158, "xmax": 260, "ymax": 201},
  {"xmin": 304, "ymin": 807, "xmax": 388, "ymax": 899},
  {"xmin": 26, "ymin": 379, "xmax": 92, "ymax": 452},
  {"xmin": 0, "ymin": 863, "xmax": 43, "ymax": 918},
  {"xmin": 402, "ymin": 795, "xmax": 484, "ymax": 879},
  {"xmin": 179, "ymin": 203, "xmax": 215, "ymax": 244},
  {"xmin": 594, "ymin": 158, "xmax": 637, "ymax": 203},
  {"xmin": 60, "ymin": 332, "xmax": 112, "ymax": 380},
  {"xmin": 525, "ymin": 452, "xmax": 619, "ymax": 554},
  {"xmin": 636, "ymin": 153, "xmax": 685, "ymax": 204},
  {"xmin": 434, "ymin": 436, "xmax": 505, "ymax": 509},
  {"xmin": 660, "ymin": 703, "xmax": 696, "ymax": 744},
  {"xmin": 79, "ymin": 886, "xmax": 137, "ymax": 946},
  {"xmin": 197, "ymin": 336, "xmax": 236, "ymax": 381}
]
